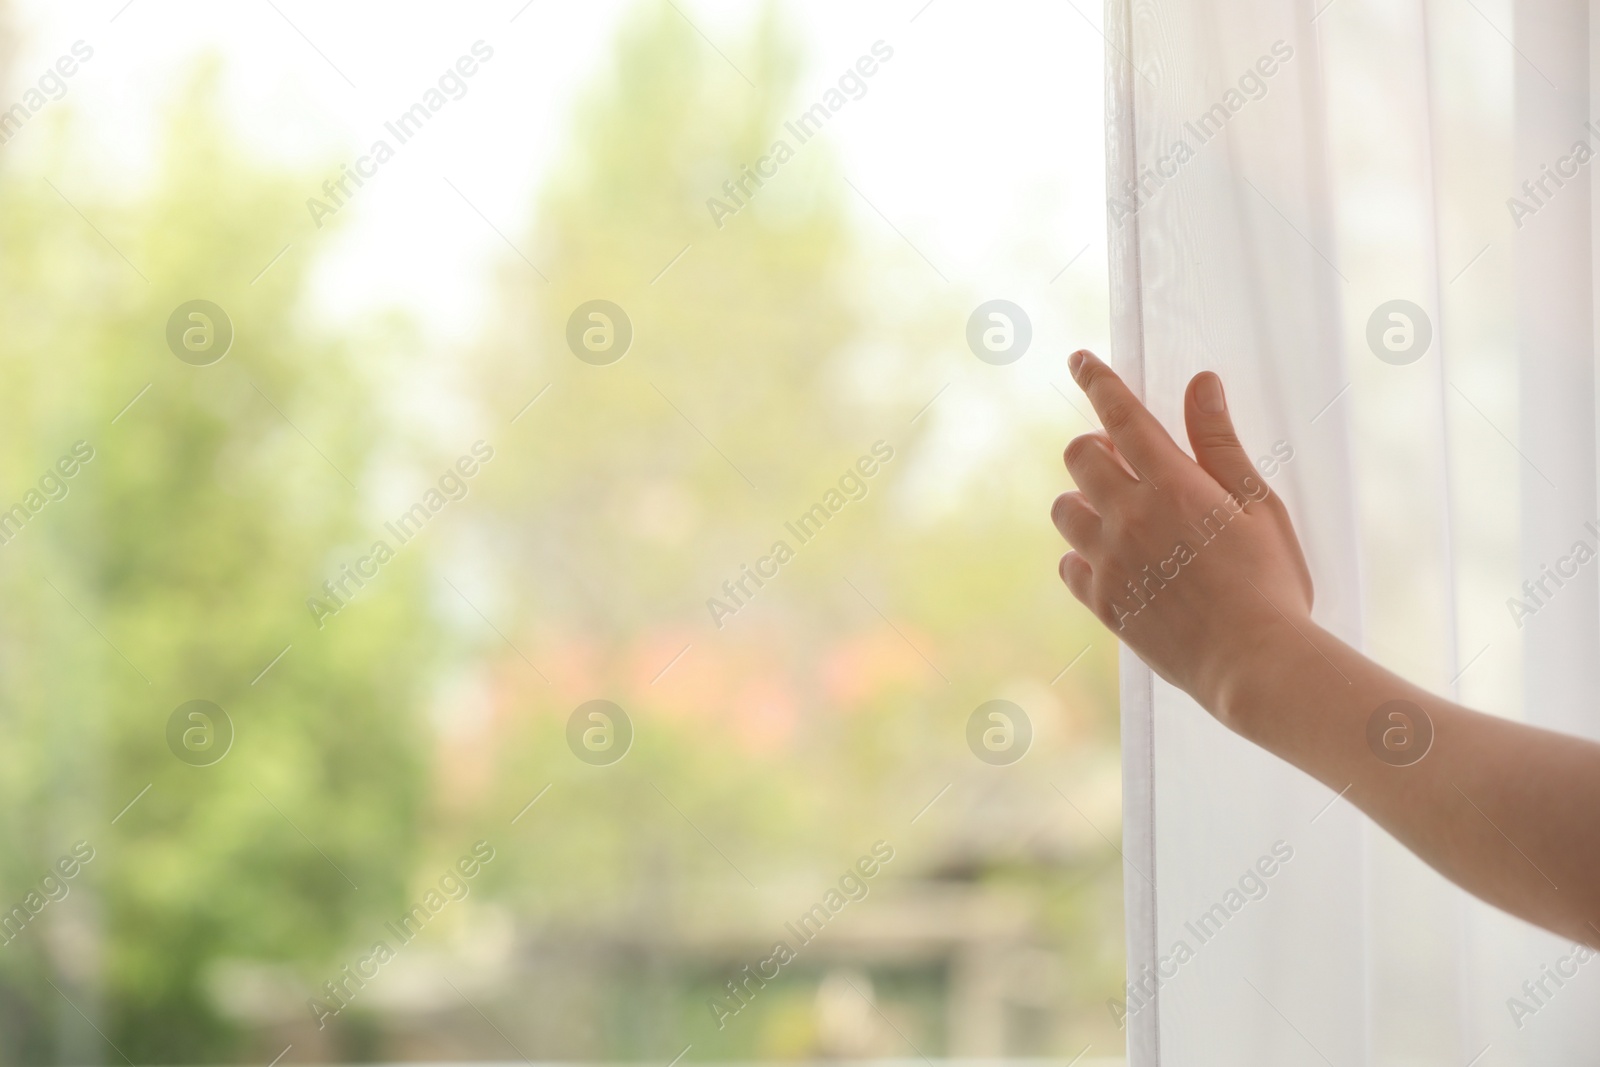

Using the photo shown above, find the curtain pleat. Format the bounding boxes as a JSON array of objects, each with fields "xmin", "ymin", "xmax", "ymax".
[{"xmin": 1103, "ymin": 0, "xmax": 1600, "ymax": 1060}]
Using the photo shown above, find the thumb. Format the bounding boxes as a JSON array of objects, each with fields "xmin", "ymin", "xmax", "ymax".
[{"xmin": 1184, "ymin": 372, "xmax": 1263, "ymax": 500}]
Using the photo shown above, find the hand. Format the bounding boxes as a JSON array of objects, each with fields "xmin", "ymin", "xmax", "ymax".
[
  {"xmin": 1051, "ymin": 349, "xmax": 1315, "ymax": 723},
  {"xmin": 1053, "ymin": 351, "xmax": 1600, "ymax": 948}
]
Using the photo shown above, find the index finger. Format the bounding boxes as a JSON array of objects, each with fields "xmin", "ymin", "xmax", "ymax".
[{"xmin": 1068, "ymin": 348, "xmax": 1186, "ymax": 485}]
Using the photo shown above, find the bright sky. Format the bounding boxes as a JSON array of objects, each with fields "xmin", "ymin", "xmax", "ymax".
[
  {"xmin": 9, "ymin": 0, "xmax": 1106, "ymax": 340},
  {"xmin": 6, "ymin": 0, "xmax": 1110, "ymax": 519}
]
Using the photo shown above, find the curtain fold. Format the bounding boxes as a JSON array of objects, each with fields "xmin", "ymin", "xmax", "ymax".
[{"xmin": 1105, "ymin": 0, "xmax": 1600, "ymax": 1061}]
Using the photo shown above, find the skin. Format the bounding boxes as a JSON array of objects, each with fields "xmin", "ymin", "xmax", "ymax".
[{"xmin": 1052, "ymin": 348, "xmax": 1600, "ymax": 948}]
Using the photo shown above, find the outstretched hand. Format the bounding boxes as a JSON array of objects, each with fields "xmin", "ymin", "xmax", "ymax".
[
  {"xmin": 1051, "ymin": 349, "xmax": 1315, "ymax": 722},
  {"xmin": 1052, "ymin": 350, "xmax": 1600, "ymax": 948}
]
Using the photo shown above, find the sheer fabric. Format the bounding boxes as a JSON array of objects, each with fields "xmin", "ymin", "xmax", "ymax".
[{"xmin": 1106, "ymin": 0, "xmax": 1600, "ymax": 1061}]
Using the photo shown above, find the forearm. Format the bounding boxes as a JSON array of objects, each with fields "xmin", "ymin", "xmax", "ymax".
[
  {"xmin": 1052, "ymin": 351, "xmax": 1600, "ymax": 945},
  {"xmin": 1213, "ymin": 624, "xmax": 1600, "ymax": 946}
]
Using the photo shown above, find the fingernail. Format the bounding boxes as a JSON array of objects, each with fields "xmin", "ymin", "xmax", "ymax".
[
  {"xmin": 1197, "ymin": 374, "xmax": 1225, "ymax": 414},
  {"xmin": 1069, "ymin": 349, "xmax": 1088, "ymax": 376}
]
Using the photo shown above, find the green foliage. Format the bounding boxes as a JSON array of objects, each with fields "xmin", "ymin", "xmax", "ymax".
[
  {"xmin": 0, "ymin": 3, "xmax": 1121, "ymax": 1062},
  {"xmin": 463, "ymin": 2, "xmax": 1122, "ymax": 1058},
  {"xmin": 0, "ymin": 65, "xmax": 437, "ymax": 1061}
]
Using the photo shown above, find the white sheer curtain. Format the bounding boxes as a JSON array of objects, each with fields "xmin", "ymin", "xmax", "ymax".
[{"xmin": 1105, "ymin": 0, "xmax": 1600, "ymax": 1062}]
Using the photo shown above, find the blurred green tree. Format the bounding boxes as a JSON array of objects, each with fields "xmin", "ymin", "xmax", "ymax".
[
  {"xmin": 461, "ymin": 1, "xmax": 1121, "ymax": 1059},
  {"xmin": 0, "ymin": 65, "xmax": 438, "ymax": 1062},
  {"xmin": 0, "ymin": 1, "xmax": 1122, "ymax": 1062}
]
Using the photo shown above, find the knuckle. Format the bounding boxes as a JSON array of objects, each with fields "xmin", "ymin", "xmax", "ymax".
[
  {"xmin": 1239, "ymin": 473, "xmax": 1273, "ymax": 503},
  {"xmin": 1100, "ymin": 401, "xmax": 1137, "ymax": 435},
  {"xmin": 1057, "ymin": 497, "xmax": 1095, "ymax": 541},
  {"xmin": 1063, "ymin": 434, "xmax": 1100, "ymax": 469}
]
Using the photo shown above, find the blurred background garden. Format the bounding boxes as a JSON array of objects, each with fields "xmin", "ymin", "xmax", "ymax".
[{"xmin": 0, "ymin": 0, "xmax": 1120, "ymax": 1062}]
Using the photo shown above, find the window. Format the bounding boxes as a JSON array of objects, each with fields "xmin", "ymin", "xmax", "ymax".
[{"xmin": 0, "ymin": 1, "xmax": 1123, "ymax": 1063}]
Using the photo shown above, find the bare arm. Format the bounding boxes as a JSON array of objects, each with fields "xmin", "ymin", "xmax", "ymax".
[{"xmin": 1051, "ymin": 349, "xmax": 1600, "ymax": 946}]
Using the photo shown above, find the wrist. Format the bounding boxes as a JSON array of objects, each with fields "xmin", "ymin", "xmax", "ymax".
[{"xmin": 1197, "ymin": 617, "xmax": 1319, "ymax": 743}]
